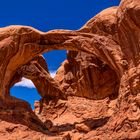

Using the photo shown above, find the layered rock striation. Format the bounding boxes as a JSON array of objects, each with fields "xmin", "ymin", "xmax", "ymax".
[
  {"xmin": 55, "ymin": 51, "xmax": 119, "ymax": 100},
  {"xmin": 0, "ymin": 0, "xmax": 140, "ymax": 139}
]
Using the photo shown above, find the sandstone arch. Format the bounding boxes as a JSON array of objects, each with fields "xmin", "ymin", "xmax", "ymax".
[
  {"xmin": 0, "ymin": 27, "xmax": 121, "ymax": 105},
  {"xmin": 10, "ymin": 55, "xmax": 66, "ymax": 100},
  {"xmin": 0, "ymin": 0, "xmax": 140, "ymax": 139}
]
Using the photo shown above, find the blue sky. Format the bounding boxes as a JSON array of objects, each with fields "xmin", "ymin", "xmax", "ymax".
[{"xmin": 1, "ymin": 0, "xmax": 120, "ymax": 109}]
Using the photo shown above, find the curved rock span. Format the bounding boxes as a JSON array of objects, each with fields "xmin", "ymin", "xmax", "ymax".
[{"xmin": 0, "ymin": 0, "xmax": 140, "ymax": 139}]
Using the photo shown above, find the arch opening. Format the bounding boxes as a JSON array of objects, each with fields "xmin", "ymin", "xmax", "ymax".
[
  {"xmin": 43, "ymin": 50, "xmax": 67, "ymax": 78},
  {"xmin": 9, "ymin": 50, "xmax": 67, "ymax": 109},
  {"xmin": 10, "ymin": 77, "xmax": 41, "ymax": 109}
]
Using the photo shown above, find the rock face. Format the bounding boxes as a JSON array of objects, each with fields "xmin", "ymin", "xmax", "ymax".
[
  {"xmin": 55, "ymin": 51, "xmax": 119, "ymax": 99},
  {"xmin": 12, "ymin": 55, "xmax": 66, "ymax": 101},
  {"xmin": 0, "ymin": 0, "xmax": 140, "ymax": 139}
]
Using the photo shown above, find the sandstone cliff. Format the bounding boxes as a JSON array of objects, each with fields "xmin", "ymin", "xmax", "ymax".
[
  {"xmin": 0, "ymin": 0, "xmax": 140, "ymax": 139},
  {"xmin": 55, "ymin": 51, "xmax": 119, "ymax": 100}
]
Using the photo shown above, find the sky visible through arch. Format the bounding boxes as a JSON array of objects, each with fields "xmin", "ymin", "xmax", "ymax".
[{"xmin": 1, "ymin": 0, "xmax": 120, "ymax": 109}]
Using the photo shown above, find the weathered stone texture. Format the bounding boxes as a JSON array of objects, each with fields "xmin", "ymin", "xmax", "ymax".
[{"xmin": 0, "ymin": 0, "xmax": 140, "ymax": 139}]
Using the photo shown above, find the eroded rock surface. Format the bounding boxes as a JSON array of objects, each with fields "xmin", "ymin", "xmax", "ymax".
[
  {"xmin": 0, "ymin": 0, "xmax": 140, "ymax": 139},
  {"xmin": 55, "ymin": 51, "xmax": 119, "ymax": 99},
  {"xmin": 15, "ymin": 55, "xmax": 66, "ymax": 100}
]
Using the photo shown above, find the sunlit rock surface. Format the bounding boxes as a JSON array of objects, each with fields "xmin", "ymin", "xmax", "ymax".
[{"xmin": 0, "ymin": 0, "xmax": 140, "ymax": 139}]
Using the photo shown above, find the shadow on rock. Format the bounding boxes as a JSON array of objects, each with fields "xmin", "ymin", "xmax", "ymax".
[
  {"xmin": 0, "ymin": 97, "xmax": 50, "ymax": 135},
  {"xmin": 45, "ymin": 117, "xmax": 110, "ymax": 135}
]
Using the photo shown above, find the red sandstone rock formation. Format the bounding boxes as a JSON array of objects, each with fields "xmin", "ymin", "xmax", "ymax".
[
  {"xmin": 13, "ymin": 55, "xmax": 67, "ymax": 101},
  {"xmin": 0, "ymin": 0, "xmax": 140, "ymax": 139},
  {"xmin": 55, "ymin": 51, "xmax": 119, "ymax": 99}
]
